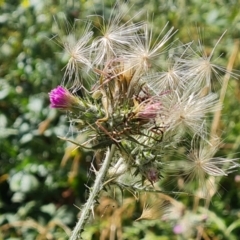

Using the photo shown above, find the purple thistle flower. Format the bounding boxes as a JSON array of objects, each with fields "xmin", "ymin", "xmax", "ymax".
[
  {"xmin": 173, "ymin": 224, "xmax": 184, "ymax": 234},
  {"xmin": 49, "ymin": 86, "xmax": 78, "ymax": 109},
  {"xmin": 138, "ymin": 102, "xmax": 161, "ymax": 119},
  {"xmin": 145, "ymin": 166, "xmax": 159, "ymax": 185}
]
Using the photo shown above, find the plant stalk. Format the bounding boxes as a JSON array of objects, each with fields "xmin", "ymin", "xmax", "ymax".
[{"xmin": 70, "ymin": 144, "xmax": 116, "ymax": 240}]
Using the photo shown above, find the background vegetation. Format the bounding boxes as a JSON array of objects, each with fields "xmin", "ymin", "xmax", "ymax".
[{"xmin": 1, "ymin": 0, "xmax": 240, "ymax": 239}]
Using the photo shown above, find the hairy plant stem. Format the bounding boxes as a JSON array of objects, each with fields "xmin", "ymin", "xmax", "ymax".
[{"xmin": 70, "ymin": 144, "xmax": 116, "ymax": 240}]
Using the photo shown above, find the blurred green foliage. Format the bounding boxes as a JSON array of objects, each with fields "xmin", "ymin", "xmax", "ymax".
[{"xmin": 0, "ymin": 0, "xmax": 240, "ymax": 239}]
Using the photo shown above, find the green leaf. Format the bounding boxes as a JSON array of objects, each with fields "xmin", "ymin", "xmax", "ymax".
[
  {"xmin": 0, "ymin": 79, "xmax": 10, "ymax": 99},
  {"xmin": 20, "ymin": 173, "xmax": 39, "ymax": 193}
]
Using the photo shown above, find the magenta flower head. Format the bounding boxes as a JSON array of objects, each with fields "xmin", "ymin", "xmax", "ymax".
[
  {"xmin": 173, "ymin": 224, "xmax": 184, "ymax": 234},
  {"xmin": 138, "ymin": 102, "xmax": 161, "ymax": 119},
  {"xmin": 49, "ymin": 86, "xmax": 79, "ymax": 109}
]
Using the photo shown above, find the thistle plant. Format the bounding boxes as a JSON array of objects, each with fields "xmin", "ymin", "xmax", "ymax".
[{"xmin": 49, "ymin": 2, "xmax": 239, "ymax": 239}]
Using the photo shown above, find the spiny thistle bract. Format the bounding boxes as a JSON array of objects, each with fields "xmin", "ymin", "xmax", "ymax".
[{"xmin": 49, "ymin": 2, "xmax": 239, "ymax": 238}]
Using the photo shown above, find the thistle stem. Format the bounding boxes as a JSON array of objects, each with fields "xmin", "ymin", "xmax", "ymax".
[{"xmin": 70, "ymin": 144, "xmax": 116, "ymax": 240}]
